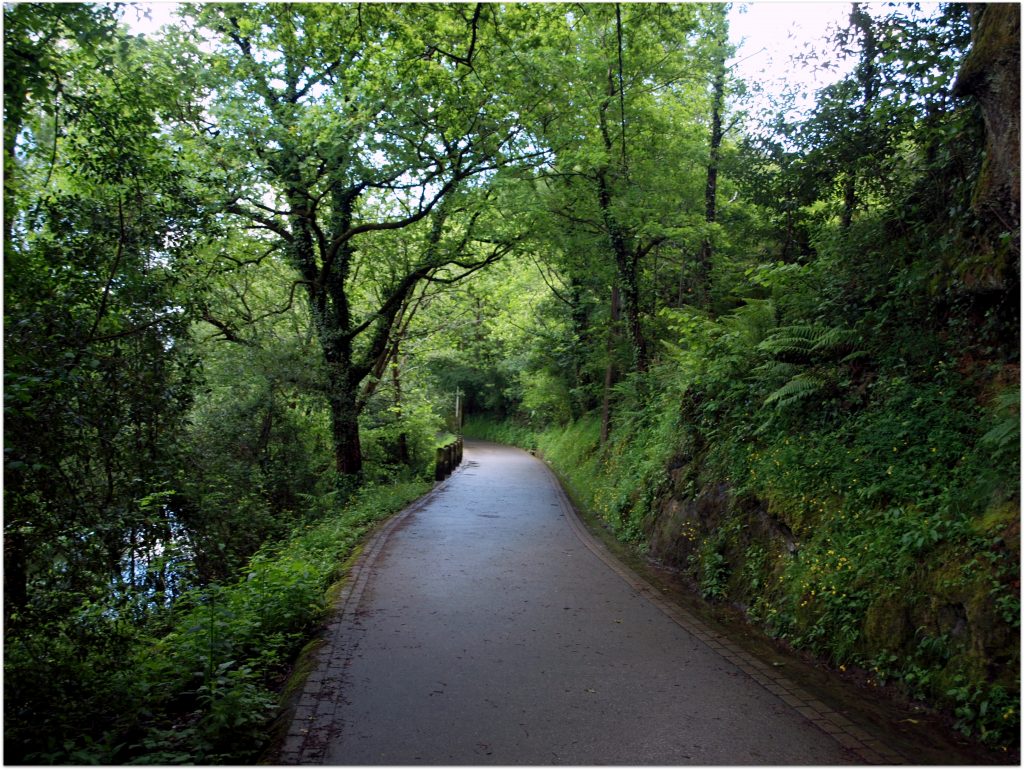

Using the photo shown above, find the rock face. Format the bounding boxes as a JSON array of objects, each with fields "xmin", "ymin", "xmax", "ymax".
[
  {"xmin": 647, "ymin": 482, "xmax": 729, "ymax": 571},
  {"xmin": 649, "ymin": 480, "xmax": 797, "ymax": 577},
  {"xmin": 642, "ymin": 468, "xmax": 1019, "ymax": 733}
]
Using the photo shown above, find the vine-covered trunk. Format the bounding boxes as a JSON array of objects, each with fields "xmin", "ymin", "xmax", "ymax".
[
  {"xmin": 596, "ymin": 38, "xmax": 649, "ymax": 376},
  {"xmin": 568, "ymin": 279, "xmax": 590, "ymax": 418},
  {"xmin": 600, "ymin": 284, "xmax": 621, "ymax": 444},
  {"xmin": 595, "ymin": 151, "xmax": 647, "ymax": 373},
  {"xmin": 955, "ymin": 3, "xmax": 1020, "ymax": 235},
  {"xmin": 328, "ymin": 364, "xmax": 363, "ymax": 477},
  {"xmin": 842, "ymin": 3, "xmax": 878, "ymax": 229}
]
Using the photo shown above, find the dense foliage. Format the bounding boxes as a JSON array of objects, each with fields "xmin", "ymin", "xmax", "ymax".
[{"xmin": 4, "ymin": 2, "xmax": 1018, "ymax": 762}]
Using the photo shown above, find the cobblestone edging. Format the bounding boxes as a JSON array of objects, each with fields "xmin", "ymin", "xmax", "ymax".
[
  {"xmin": 277, "ymin": 470, "xmax": 465, "ymax": 764},
  {"xmin": 539, "ymin": 460, "xmax": 908, "ymax": 766}
]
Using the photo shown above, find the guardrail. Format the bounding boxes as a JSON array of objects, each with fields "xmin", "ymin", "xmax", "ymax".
[{"xmin": 434, "ymin": 437, "xmax": 464, "ymax": 481}]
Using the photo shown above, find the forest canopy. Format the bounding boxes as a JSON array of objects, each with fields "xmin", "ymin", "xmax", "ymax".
[{"xmin": 4, "ymin": 2, "xmax": 1019, "ymax": 763}]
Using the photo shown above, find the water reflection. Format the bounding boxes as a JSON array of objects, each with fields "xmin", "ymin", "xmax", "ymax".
[{"xmin": 117, "ymin": 503, "xmax": 195, "ymax": 609}]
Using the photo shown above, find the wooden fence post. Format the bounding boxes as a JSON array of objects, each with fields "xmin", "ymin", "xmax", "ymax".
[
  {"xmin": 436, "ymin": 439, "xmax": 464, "ymax": 482},
  {"xmin": 435, "ymin": 446, "xmax": 446, "ymax": 481}
]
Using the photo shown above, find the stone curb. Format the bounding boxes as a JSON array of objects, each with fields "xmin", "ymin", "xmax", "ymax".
[
  {"xmin": 538, "ymin": 457, "xmax": 908, "ymax": 766},
  {"xmin": 277, "ymin": 467, "xmax": 466, "ymax": 764}
]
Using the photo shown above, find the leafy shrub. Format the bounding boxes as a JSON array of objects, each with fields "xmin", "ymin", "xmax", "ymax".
[{"xmin": 463, "ymin": 415, "xmax": 540, "ymax": 450}]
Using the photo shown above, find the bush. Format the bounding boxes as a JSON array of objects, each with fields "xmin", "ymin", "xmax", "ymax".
[{"xmin": 463, "ymin": 415, "xmax": 540, "ymax": 450}]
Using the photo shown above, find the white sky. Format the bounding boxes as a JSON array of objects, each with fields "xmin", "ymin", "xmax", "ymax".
[
  {"xmin": 728, "ymin": 2, "xmax": 855, "ymax": 119},
  {"xmin": 123, "ymin": 2, "xmax": 180, "ymax": 35}
]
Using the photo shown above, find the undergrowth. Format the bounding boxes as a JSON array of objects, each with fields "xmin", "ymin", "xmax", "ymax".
[{"xmin": 4, "ymin": 481, "xmax": 429, "ymax": 764}]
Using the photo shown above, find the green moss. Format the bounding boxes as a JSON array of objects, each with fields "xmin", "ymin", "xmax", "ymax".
[
  {"xmin": 956, "ymin": 5, "xmax": 1019, "ymax": 95},
  {"xmin": 972, "ymin": 500, "xmax": 1019, "ymax": 538},
  {"xmin": 324, "ymin": 543, "xmax": 366, "ymax": 609},
  {"xmin": 863, "ymin": 595, "xmax": 911, "ymax": 651},
  {"xmin": 283, "ymin": 638, "xmax": 326, "ymax": 702}
]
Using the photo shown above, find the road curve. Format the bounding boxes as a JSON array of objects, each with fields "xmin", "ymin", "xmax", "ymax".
[{"xmin": 281, "ymin": 441, "xmax": 862, "ymax": 765}]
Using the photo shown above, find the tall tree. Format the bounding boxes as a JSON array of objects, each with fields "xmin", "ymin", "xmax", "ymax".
[
  {"xmin": 954, "ymin": 3, "xmax": 1020, "ymax": 240},
  {"xmin": 692, "ymin": 3, "xmax": 731, "ymax": 309},
  {"xmin": 186, "ymin": 3, "xmax": 534, "ymax": 479},
  {"xmin": 524, "ymin": 4, "xmax": 713, "ymax": 436}
]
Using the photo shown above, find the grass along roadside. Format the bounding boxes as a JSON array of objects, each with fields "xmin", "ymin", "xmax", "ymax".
[{"xmin": 140, "ymin": 480, "xmax": 432, "ymax": 764}]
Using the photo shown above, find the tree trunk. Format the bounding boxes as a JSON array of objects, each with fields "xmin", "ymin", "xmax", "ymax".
[
  {"xmin": 568, "ymin": 278, "xmax": 590, "ymax": 418},
  {"xmin": 694, "ymin": 23, "xmax": 726, "ymax": 310},
  {"xmin": 4, "ymin": 531, "xmax": 28, "ymax": 623},
  {"xmin": 596, "ymin": 153, "xmax": 647, "ymax": 373},
  {"xmin": 842, "ymin": 3, "xmax": 878, "ymax": 229},
  {"xmin": 392, "ymin": 348, "xmax": 410, "ymax": 466},
  {"xmin": 600, "ymin": 284, "xmax": 620, "ymax": 444},
  {"xmin": 596, "ymin": 41, "xmax": 648, "ymax": 374},
  {"xmin": 328, "ymin": 363, "xmax": 363, "ymax": 477},
  {"xmin": 841, "ymin": 175, "xmax": 857, "ymax": 229},
  {"xmin": 955, "ymin": 3, "xmax": 1020, "ymax": 235}
]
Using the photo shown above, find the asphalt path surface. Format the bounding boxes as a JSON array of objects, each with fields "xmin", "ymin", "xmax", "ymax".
[{"xmin": 286, "ymin": 441, "xmax": 861, "ymax": 764}]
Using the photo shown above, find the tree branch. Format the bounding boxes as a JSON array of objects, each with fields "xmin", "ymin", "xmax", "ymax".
[
  {"xmin": 250, "ymin": 280, "xmax": 312, "ymax": 325},
  {"xmin": 425, "ymin": 3, "xmax": 483, "ymax": 69},
  {"xmin": 227, "ymin": 202, "xmax": 294, "ymax": 241},
  {"xmin": 357, "ymin": 282, "xmax": 431, "ymax": 410},
  {"xmin": 198, "ymin": 306, "xmax": 256, "ymax": 346},
  {"xmin": 74, "ymin": 196, "xmax": 125, "ymax": 366},
  {"xmin": 529, "ymin": 253, "xmax": 575, "ymax": 307},
  {"xmin": 423, "ymin": 241, "xmax": 514, "ymax": 284},
  {"xmin": 634, "ymin": 234, "xmax": 667, "ymax": 262}
]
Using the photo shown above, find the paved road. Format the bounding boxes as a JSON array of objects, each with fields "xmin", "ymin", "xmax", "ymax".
[{"xmin": 283, "ymin": 441, "xmax": 862, "ymax": 764}]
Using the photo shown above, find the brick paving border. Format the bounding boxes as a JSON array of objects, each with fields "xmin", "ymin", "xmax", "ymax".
[
  {"xmin": 277, "ymin": 468, "xmax": 466, "ymax": 764},
  {"xmin": 541, "ymin": 459, "xmax": 908, "ymax": 766}
]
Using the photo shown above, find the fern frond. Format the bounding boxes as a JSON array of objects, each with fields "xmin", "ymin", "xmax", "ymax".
[
  {"xmin": 753, "ymin": 360, "xmax": 797, "ymax": 380},
  {"xmin": 810, "ymin": 327, "xmax": 857, "ymax": 355},
  {"xmin": 981, "ymin": 418, "xmax": 1019, "ymax": 449},
  {"xmin": 757, "ymin": 325, "xmax": 818, "ymax": 361},
  {"xmin": 724, "ymin": 299, "xmax": 776, "ymax": 345},
  {"xmin": 759, "ymin": 324, "xmax": 862, "ymax": 363},
  {"xmin": 764, "ymin": 373, "xmax": 825, "ymax": 408},
  {"xmin": 980, "ymin": 387, "xmax": 1020, "ymax": 452},
  {"xmin": 840, "ymin": 350, "xmax": 870, "ymax": 364}
]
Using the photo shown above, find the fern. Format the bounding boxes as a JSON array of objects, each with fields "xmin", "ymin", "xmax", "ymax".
[
  {"xmin": 764, "ymin": 373, "xmax": 826, "ymax": 408},
  {"xmin": 755, "ymin": 324, "xmax": 865, "ymax": 411},
  {"xmin": 758, "ymin": 324, "xmax": 860, "ymax": 363},
  {"xmin": 722, "ymin": 299, "xmax": 777, "ymax": 347},
  {"xmin": 980, "ymin": 388, "xmax": 1020, "ymax": 458},
  {"xmin": 810, "ymin": 326, "xmax": 857, "ymax": 355},
  {"xmin": 757, "ymin": 325, "xmax": 819, "ymax": 363},
  {"xmin": 753, "ymin": 360, "xmax": 797, "ymax": 380}
]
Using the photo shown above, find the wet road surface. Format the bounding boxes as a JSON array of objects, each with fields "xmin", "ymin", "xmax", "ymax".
[{"xmin": 284, "ymin": 441, "xmax": 864, "ymax": 764}]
